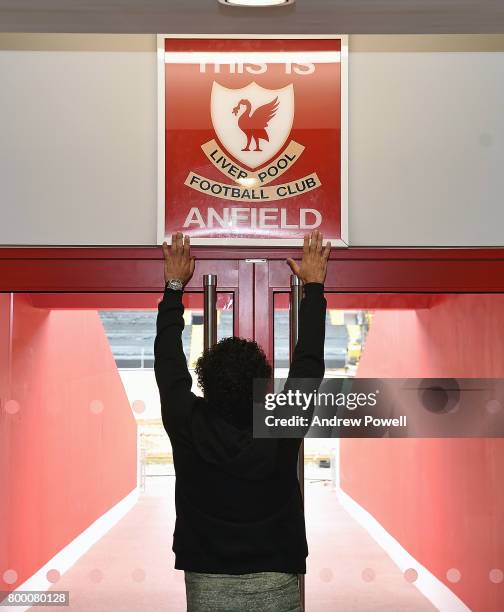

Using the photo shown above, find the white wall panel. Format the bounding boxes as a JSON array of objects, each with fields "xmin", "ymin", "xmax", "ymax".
[{"xmin": 0, "ymin": 35, "xmax": 503, "ymax": 246}]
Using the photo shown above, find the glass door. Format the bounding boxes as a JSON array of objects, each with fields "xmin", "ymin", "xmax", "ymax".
[
  {"xmin": 270, "ymin": 284, "xmax": 504, "ymax": 612},
  {"xmin": 0, "ymin": 269, "xmax": 240, "ymax": 611}
]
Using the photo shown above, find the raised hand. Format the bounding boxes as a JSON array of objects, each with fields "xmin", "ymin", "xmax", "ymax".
[
  {"xmin": 286, "ymin": 230, "xmax": 331, "ymax": 284},
  {"xmin": 162, "ymin": 232, "xmax": 195, "ymax": 287}
]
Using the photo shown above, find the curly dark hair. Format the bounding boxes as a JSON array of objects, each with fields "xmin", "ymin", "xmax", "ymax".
[{"xmin": 195, "ymin": 337, "xmax": 272, "ymax": 429}]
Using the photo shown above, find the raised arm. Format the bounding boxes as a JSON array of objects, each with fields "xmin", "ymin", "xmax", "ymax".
[
  {"xmin": 154, "ymin": 232, "xmax": 196, "ymax": 434},
  {"xmin": 272, "ymin": 232, "xmax": 330, "ymax": 442},
  {"xmin": 285, "ymin": 230, "xmax": 330, "ymax": 382}
]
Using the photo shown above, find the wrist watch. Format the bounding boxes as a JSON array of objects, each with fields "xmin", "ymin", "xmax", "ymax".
[{"xmin": 165, "ymin": 279, "xmax": 184, "ymax": 291}]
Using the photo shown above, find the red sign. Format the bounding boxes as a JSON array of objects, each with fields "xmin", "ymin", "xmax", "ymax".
[{"xmin": 158, "ymin": 37, "xmax": 347, "ymax": 246}]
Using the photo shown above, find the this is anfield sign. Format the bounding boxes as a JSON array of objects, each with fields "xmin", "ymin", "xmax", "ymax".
[{"xmin": 157, "ymin": 36, "xmax": 348, "ymax": 246}]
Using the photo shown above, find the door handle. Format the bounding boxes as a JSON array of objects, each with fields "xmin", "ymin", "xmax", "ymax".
[
  {"xmin": 203, "ymin": 274, "xmax": 217, "ymax": 350},
  {"xmin": 289, "ymin": 275, "xmax": 302, "ymax": 356}
]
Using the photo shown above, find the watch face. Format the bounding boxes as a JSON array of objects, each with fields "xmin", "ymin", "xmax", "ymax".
[{"xmin": 168, "ymin": 279, "xmax": 183, "ymax": 290}]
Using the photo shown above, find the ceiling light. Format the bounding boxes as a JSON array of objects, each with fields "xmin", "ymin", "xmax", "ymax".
[{"xmin": 218, "ymin": 0, "xmax": 295, "ymax": 7}]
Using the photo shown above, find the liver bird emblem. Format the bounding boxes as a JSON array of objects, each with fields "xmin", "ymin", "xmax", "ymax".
[
  {"xmin": 211, "ymin": 82, "xmax": 293, "ymax": 168},
  {"xmin": 232, "ymin": 97, "xmax": 280, "ymax": 152}
]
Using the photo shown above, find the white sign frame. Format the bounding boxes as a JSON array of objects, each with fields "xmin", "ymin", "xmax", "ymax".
[{"xmin": 157, "ymin": 33, "xmax": 348, "ymax": 247}]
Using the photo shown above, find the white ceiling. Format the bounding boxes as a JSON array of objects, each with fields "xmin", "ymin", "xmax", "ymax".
[{"xmin": 0, "ymin": 0, "xmax": 503, "ymax": 34}]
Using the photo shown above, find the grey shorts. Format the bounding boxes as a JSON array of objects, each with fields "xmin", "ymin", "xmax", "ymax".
[{"xmin": 184, "ymin": 571, "xmax": 302, "ymax": 612}]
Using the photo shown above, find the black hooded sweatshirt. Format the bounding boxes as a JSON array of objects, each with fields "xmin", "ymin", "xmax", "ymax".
[{"xmin": 154, "ymin": 282, "xmax": 326, "ymax": 575}]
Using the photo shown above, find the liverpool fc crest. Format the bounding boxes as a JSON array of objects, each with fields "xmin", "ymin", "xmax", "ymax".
[
  {"xmin": 184, "ymin": 80, "xmax": 321, "ymax": 210},
  {"xmin": 211, "ymin": 82, "xmax": 294, "ymax": 169}
]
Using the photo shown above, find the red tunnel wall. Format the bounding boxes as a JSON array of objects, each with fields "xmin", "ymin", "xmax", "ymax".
[
  {"xmin": 0, "ymin": 295, "xmax": 11, "ymax": 579},
  {"xmin": 340, "ymin": 294, "xmax": 504, "ymax": 611},
  {"xmin": 0, "ymin": 294, "xmax": 137, "ymax": 590}
]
